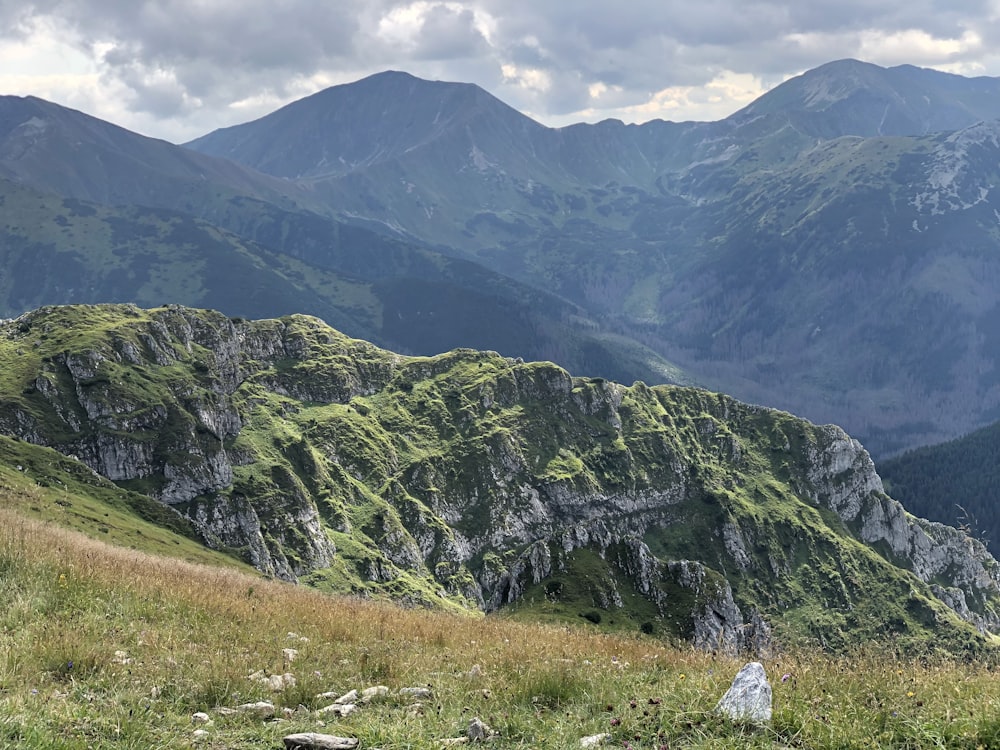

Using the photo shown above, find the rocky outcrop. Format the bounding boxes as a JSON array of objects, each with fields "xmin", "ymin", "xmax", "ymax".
[
  {"xmin": 797, "ymin": 424, "xmax": 1000, "ymax": 632},
  {"xmin": 1, "ymin": 304, "xmax": 999, "ymax": 653}
]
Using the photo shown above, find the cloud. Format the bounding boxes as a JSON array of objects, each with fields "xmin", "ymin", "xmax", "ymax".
[{"xmin": 0, "ymin": 0, "xmax": 999, "ymax": 141}]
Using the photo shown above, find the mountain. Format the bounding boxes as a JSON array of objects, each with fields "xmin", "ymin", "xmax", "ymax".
[
  {"xmin": 733, "ymin": 59, "xmax": 1000, "ymax": 137},
  {"xmin": 184, "ymin": 61, "xmax": 1000, "ymax": 456},
  {"xmin": 1, "ymin": 303, "xmax": 998, "ymax": 654},
  {"xmin": 6, "ymin": 60, "xmax": 1000, "ymax": 456},
  {"xmin": 877, "ymin": 419, "xmax": 1000, "ymax": 549},
  {"xmin": 0, "ymin": 95, "xmax": 688, "ymax": 387}
]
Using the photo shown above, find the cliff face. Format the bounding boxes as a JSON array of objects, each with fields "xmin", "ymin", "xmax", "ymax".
[{"xmin": 1, "ymin": 304, "xmax": 998, "ymax": 653}]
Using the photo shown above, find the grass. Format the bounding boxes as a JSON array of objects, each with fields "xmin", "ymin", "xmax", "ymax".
[{"xmin": 3, "ymin": 508, "xmax": 1000, "ymax": 749}]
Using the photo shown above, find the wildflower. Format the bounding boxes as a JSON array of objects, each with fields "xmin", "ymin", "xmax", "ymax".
[
  {"xmin": 58, "ymin": 574, "xmax": 67, "ymax": 588},
  {"xmin": 610, "ymin": 717, "xmax": 621, "ymax": 727},
  {"xmin": 781, "ymin": 673, "xmax": 791, "ymax": 683},
  {"xmin": 679, "ymin": 674, "xmax": 685, "ymax": 680},
  {"xmin": 907, "ymin": 691, "xmax": 915, "ymax": 698}
]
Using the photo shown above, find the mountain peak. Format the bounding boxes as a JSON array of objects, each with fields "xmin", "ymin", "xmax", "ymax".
[
  {"xmin": 732, "ymin": 59, "xmax": 1000, "ymax": 137},
  {"xmin": 184, "ymin": 69, "xmax": 540, "ymax": 180}
]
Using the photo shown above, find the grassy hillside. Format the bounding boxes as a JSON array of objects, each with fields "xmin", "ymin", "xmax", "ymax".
[
  {"xmin": 1, "ymin": 304, "xmax": 997, "ymax": 656},
  {"xmin": 2, "ymin": 507, "xmax": 1000, "ymax": 749}
]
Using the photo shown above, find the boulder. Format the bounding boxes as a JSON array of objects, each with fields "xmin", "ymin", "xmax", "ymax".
[
  {"xmin": 714, "ymin": 662, "xmax": 772, "ymax": 723},
  {"xmin": 283, "ymin": 733, "xmax": 360, "ymax": 750}
]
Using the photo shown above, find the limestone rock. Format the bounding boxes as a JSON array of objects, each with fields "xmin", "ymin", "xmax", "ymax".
[
  {"xmin": 714, "ymin": 662, "xmax": 772, "ymax": 723},
  {"xmin": 360, "ymin": 685, "xmax": 390, "ymax": 703},
  {"xmin": 235, "ymin": 700, "xmax": 276, "ymax": 718},
  {"xmin": 398, "ymin": 686, "xmax": 434, "ymax": 700},
  {"xmin": 316, "ymin": 703, "xmax": 356, "ymax": 718},
  {"xmin": 580, "ymin": 733, "xmax": 610, "ymax": 747},
  {"xmin": 467, "ymin": 716, "xmax": 492, "ymax": 741},
  {"xmin": 283, "ymin": 733, "xmax": 360, "ymax": 750}
]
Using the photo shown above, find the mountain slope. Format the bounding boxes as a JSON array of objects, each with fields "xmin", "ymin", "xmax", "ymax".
[{"xmin": 1, "ymin": 304, "xmax": 997, "ymax": 654}]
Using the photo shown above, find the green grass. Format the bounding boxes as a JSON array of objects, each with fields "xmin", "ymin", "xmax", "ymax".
[{"xmin": 3, "ymin": 509, "xmax": 1000, "ymax": 749}]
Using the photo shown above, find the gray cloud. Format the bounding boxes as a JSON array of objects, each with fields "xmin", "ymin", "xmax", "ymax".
[{"xmin": 1, "ymin": 0, "xmax": 997, "ymax": 140}]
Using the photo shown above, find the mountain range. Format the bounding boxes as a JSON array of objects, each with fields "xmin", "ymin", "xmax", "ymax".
[{"xmin": 4, "ymin": 59, "xmax": 1000, "ymax": 458}]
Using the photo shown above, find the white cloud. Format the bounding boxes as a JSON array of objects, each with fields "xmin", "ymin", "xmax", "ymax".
[{"xmin": 2, "ymin": 1, "xmax": 1000, "ymax": 141}]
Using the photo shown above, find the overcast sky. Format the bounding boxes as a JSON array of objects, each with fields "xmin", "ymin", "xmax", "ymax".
[{"xmin": 1, "ymin": 1, "xmax": 997, "ymax": 143}]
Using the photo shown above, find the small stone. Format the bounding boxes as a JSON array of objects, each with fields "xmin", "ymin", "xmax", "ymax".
[
  {"xmin": 267, "ymin": 673, "xmax": 297, "ymax": 691},
  {"xmin": 714, "ymin": 661, "xmax": 772, "ymax": 723},
  {"xmin": 398, "ymin": 686, "xmax": 433, "ymax": 700},
  {"xmin": 467, "ymin": 716, "xmax": 492, "ymax": 741},
  {"xmin": 283, "ymin": 648, "xmax": 300, "ymax": 663},
  {"xmin": 112, "ymin": 650, "xmax": 131, "ymax": 665},
  {"xmin": 316, "ymin": 703, "xmax": 356, "ymax": 718},
  {"xmin": 315, "ymin": 691, "xmax": 340, "ymax": 700},
  {"xmin": 235, "ymin": 700, "xmax": 276, "ymax": 718},
  {"xmin": 467, "ymin": 664, "xmax": 483, "ymax": 678},
  {"xmin": 579, "ymin": 734, "xmax": 609, "ymax": 748},
  {"xmin": 191, "ymin": 712, "xmax": 211, "ymax": 724},
  {"xmin": 361, "ymin": 685, "xmax": 390, "ymax": 703},
  {"xmin": 192, "ymin": 729, "xmax": 210, "ymax": 742},
  {"xmin": 282, "ymin": 732, "xmax": 359, "ymax": 750},
  {"xmin": 335, "ymin": 689, "xmax": 358, "ymax": 705}
]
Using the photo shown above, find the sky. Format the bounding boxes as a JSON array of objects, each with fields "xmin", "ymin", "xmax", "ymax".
[{"xmin": 0, "ymin": 1, "xmax": 997, "ymax": 144}]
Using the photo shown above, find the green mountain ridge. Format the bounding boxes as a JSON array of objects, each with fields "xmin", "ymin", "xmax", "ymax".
[{"xmin": 1, "ymin": 303, "xmax": 998, "ymax": 655}]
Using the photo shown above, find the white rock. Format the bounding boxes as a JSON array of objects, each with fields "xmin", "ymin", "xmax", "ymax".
[
  {"xmin": 235, "ymin": 701, "xmax": 276, "ymax": 718},
  {"xmin": 191, "ymin": 712, "xmax": 211, "ymax": 724},
  {"xmin": 580, "ymin": 734, "xmax": 610, "ymax": 748},
  {"xmin": 112, "ymin": 650, "xmax": 131, "ymax": 665},
  {"xmin": 334, "ymin": 689, "xmax": 358, "ymax": 705},
  {"xmin": 283, "ymin": 648, "xmax": 299, "ymax": 663},
  {"xmin": 360, "ymin": 685, "xmax": 389, "ymax": 703},
  {"xmin": 282, "ymin": 732, "xmax": 359, "ymax": 750},
  {"xmin": 316, "ymin": 703, "xmax": 356, "ymax": 718},
  {"xmin": 192, "ymin": 729, "xmax": 210, "ymax": 742},
  {"xmin": 714, "ymin": 662, "xmax": 772, "ymax": 723}
]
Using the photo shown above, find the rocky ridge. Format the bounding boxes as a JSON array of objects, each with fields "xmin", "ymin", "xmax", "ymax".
[{"xmin": 1, "ymin": 304, "xmax": 998, "ymax": 653}]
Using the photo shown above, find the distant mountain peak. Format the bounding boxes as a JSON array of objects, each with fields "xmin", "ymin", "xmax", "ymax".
[
  {"xmin": 184, "ymin": 68, "xmax": 539, "ymax": 180},
  {"xmin": 731, "ymin": 59, "xmax": 1000, "ymax": 137}
]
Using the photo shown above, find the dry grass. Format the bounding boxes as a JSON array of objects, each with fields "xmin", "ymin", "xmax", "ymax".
[{"xmin": 2, "ymin": 508, "xmax": 1000, "ymax": 748}]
